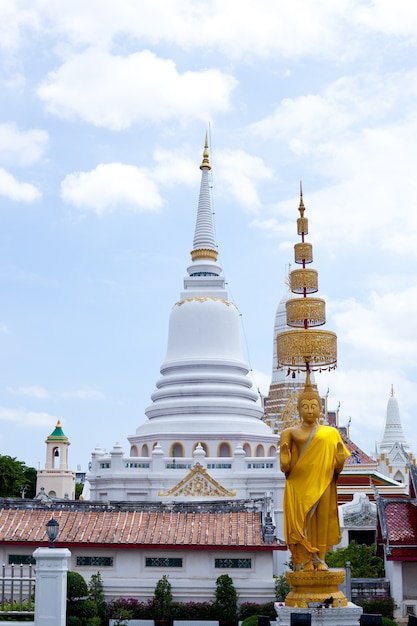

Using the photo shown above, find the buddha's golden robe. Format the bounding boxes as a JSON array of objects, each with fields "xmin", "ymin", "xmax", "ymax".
[{"xmin": 283, "ymin": 425, "xmax": 350, "ymax": 560}]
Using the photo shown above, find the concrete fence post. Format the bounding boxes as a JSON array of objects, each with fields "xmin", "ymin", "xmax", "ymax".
[{"xmin": 32, "ymin": 547, "xmax": 71, "ymax": 626}]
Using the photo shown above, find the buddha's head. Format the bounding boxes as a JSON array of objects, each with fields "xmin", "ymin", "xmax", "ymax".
[{"xmin": 297, "ymin": 371, "xmax": 321, "ymax": 424}]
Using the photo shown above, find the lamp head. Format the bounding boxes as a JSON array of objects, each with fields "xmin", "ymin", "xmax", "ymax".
[{"xmin": 46, "ymin": 518, "xmax": 59, "ymax": 548}]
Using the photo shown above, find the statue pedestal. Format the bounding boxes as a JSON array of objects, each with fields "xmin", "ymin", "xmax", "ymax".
[
  {"xmin": 284, "ymin": 569, "xmax": 347, "ymax": 607},
  {"xmin": 274, "ymin": 603, "xmax": 363, "ymax": 626}
]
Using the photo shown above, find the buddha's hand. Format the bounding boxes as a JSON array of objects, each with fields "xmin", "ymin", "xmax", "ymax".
[
  {"xmin": 280, "ymin": 442, "xmax": 291, "ymax": 474},
  {"xmin": 335, "ymin": 441, "xmax": 346, "ymax": 471}
]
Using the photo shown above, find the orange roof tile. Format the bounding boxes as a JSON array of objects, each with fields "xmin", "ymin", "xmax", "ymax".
[{"xmin": 0, "ymin": 501, "xmax": 284, "ymax": 551}]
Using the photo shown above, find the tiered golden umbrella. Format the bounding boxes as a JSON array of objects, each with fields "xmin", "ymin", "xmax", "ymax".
[{"xmin": 277, "ymin": 187, "xmax": 337, "ymax": 374}]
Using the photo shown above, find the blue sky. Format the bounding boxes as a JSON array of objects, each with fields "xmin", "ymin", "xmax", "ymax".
[{"xmin": 1, "ymin": 0, "xmax": 417, "ymax": 472}]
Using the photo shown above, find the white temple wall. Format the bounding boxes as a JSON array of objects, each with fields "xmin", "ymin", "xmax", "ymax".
[{"xmin": 0, "ymin": 544, "xmax": 276, "ymax": 604}]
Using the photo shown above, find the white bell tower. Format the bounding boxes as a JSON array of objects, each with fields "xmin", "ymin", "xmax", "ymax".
[{"xmin": 36, "ymin": 420, "xmax": 76, "ymax": 499}]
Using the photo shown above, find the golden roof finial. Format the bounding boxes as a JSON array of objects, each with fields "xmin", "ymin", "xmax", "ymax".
[
  {"xmin": 200, "ymin": 131, "xmax": 211, "ymax": 171},
  {"xmin": 298, "ymin": 181, "xmax": 305, "ymax": 218}
]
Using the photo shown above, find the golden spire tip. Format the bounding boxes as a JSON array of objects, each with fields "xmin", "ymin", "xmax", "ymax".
[
  {"xmin": 298, "ymin": 181, "xmax": 305, "ymax": 217},
  {"xmin": 200, "ymin": 131, "xmax": 211, "ymax": 170}
]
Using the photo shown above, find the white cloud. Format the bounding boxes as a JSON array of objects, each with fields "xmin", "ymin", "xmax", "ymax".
[
  {"xmin": 330, "ymin": 287, "xmax": 417, "ymax": 369},
  {"xmin": 357, "ymin": 1, "xmax": 417, "ymax": 36},
  {"xmin": 249, "ymin": 71, "xmax": 417, "ymax": 152},
  {"xmin": 61, "ymin": 146, "xmax": 205, "ymax": 215},
  {"xmin": 152, "ymin": 148, "xmax": 199, "ymax": 187},
  {"xmin": 59, "ymin": 387, "xmax": 104, "ymax": 399},
  {"xmin": 61, "ymin": 163, "xmax": 163, "ymax": 215},
  {"xmin": 0, "ymin": 123, "xmax": 48, "ymax": 166},
  {"xmin": 5, "ymin": 1, "xmax": 417, "ymax": 66},
  {"xmin": 29, "ymin": 0, "xmax": 365, "ymax": 60},
  {"xmin": 0, "ymin": 168, "xmax": 41, "ymax": 201},
  {"xmin": 215, "ymin": 149, "xmax": 273, "ymax": 212},
  {"xmin": 247, "ymin": 69, "xmax": 417, "ymax": 257},
  {"xmin": 7, "ymin": 385, "xmax": 104, "ymax": 400},
  {"xmin": 37, "ymin": 47, "xmax": 237, "ymax": 130},
  {"xmin": 0, "ymin": 407, "xmax": 55, "ymax": 427},
  {"xmin": 0, "ymin": 1, "xmax": 39, "ymax": 51},
  {"xmin": 7, "ymin": 386, "xmax": 49, "ymax": 399}
]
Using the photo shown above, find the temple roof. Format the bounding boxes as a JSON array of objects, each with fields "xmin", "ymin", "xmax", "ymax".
[
  {"xmin": 46, "ymin": 420, "xmax": 68, "ymax": 442},
  {"xmin": 0, "ymin": 500, "xmax": 284, "ymax": 550},
  {"xmin": 342, "ymin": 433, "xmax": 377, "ymax": 466},
  {"xmin": 375, "ymin": 458, "xmax": 417, "ymax": 560}
]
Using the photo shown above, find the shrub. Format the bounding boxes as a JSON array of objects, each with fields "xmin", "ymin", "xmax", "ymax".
[
  {"xmin": 356, "ymin": 596, "xmax": 395, "ymax": 619},
  {"xmin": 67, "ymin": 571, "xmax": 88, "ymax": 600},
  {"xmin": 325, "ymin": 541, "xmax": 384, "ymax": 578},
  {"xmin": 239, "ymin": 602, "xmax": 276, "ymax": 621},
  {"xmin": 381, "ymin": 618, "xmax": 398, "ymax": 626},
  {"xmin": 214, "ymin": 574, "xmax": 238, "ymax": 623},
  {"xmin": 70, "ymin": 598, "xmax": 98, "ymax": 621},
  {"xmin": 88, "ymin": 571, "xmax": 106, "ymax": 620},
  {"xmin": 67, "ymin": 570, "xmax": 99, "ymax": 624},
  {"xmin": 106, "ymin": 597, "xmax": 155, "ymax": 620},
  {"xmin": 171, "ymin": 601, "xmax": 218, "ymax": 619},
  {"xmin": 109, "ymin": 605, "xmax": 133, "ymax": 625},
  {"xmin": 274, "ymin": 574, "xmax": 291, "ymax": 602},
  {"xmin": 153, "ymin": 574, "xmax": 173, "ymax": 620},
  {"xmin": 241, "ymin": 616, "xmax": 260, "ymax": 626}
]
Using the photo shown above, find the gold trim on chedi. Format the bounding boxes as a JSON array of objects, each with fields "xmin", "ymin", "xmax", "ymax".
[
  {"xmin": 190, "ymin": 247, "xmax": 218, "ymax": 261},
  {"xmin": 176, "ymin": 297, "xmax": 235, "ymax": 307},
  {"xmin": 159, "ymin": 462, "xmax": 236, "ymax": 498}
]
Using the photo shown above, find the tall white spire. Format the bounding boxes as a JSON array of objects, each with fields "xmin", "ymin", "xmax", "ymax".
[
  {"xmin": 183, "ymin": 133, "xmax": 225, "ymax": 297},
  {"xmin": 380, "ymin": 385, "xmax": 408, "ymax": 451},
  {"xmin": 376, "ymin": 386, "xmax": 412, "ymax": 484},
  {"xmin": 192, "ymin": 132, "xmax": 217, "ymax": 255},
  {"xmin": 181, "ymin": 133, "xmax": 224, "ymax": 298}
]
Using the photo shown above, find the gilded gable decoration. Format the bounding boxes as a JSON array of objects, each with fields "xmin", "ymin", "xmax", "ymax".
[{"xmin": 159, "ymin": 462, "xmax": 236, "ymax": 498}]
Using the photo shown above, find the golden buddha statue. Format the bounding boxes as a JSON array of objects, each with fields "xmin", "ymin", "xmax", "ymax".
[{"xmin": 280, "ymin": 373, "xmax": 350, "ymax": 571}]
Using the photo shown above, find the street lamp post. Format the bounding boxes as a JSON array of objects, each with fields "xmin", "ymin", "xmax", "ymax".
[
  {"xmin": 45, "ymin": 518, "xmax": 59, "ymax": 548},
  {"xmin": 33, "ymin": 518, "xmax": 70, "ymax": 625}
]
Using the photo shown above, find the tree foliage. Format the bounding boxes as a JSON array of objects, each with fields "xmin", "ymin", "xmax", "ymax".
[
  {"xmin": 75, "ymin": 482, "xmax": 84, "ymax": 499},
  {"xmin": 214, "ymin": 574, "xmax": 238, "ymax": 623},
  {"xmin": 274, "ymin": 574, "xmax": 291, "ymax": 601},
  {"xmin": 325, "ymin": 541, "xmax": 385, "ymax": 578},
  {"xmin": 0, "ymin": 455, "xmax": 37, "ymax": 498},
  {"xmin": 67, "ymin": 570, "xmax": 88, "ymax": 601},
  {"xmin": 88, "ymin": 571, "xmax": 106, "ymax": 619},
  {"xmin": 153, "ymin": 574, "xmax": 173, "ymax": 620}
]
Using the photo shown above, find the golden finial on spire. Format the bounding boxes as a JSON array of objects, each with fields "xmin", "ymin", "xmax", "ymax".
[
  {"xmin": 298, "ymin": 181, "xmax": 305, "ymax": 218},
  {"xmin": 200, "ymin": 131, "xmax": 211, "ymax": 171}
]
